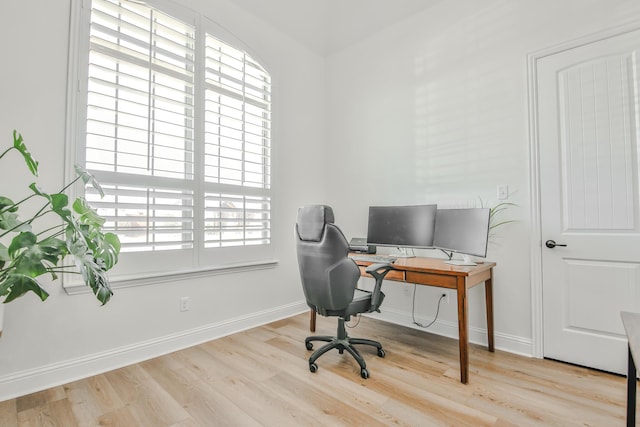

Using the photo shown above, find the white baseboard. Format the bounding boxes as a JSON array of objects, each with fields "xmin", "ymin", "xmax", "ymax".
[
  {"xmin": 366, "ymin": 307, "xmax": 534, "ymax": 357},
  {"xmin": 0, "ymin": 301, "xmax": 309, "ymax": 402}
]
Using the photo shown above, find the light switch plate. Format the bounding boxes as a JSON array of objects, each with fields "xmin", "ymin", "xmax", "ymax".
[{"xmin": 497, "ymin": 184, "xmax": 509, "ymax": 200}]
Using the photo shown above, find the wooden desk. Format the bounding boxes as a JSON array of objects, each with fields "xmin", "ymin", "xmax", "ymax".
[
  {"xmin": 621, "ymin": 311, "xmax": 640, "ymax": 427},
  {"xmin": 309, "ymin": 256, "xmax": 495, "ymax": 384}
]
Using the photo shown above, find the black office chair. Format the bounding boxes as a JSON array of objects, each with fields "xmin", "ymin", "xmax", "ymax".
[{"xmin": 295, "ymin": 205, "xmax": 394, "ymax": 378}]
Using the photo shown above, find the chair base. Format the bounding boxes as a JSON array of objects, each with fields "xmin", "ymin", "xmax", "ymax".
[{"xmin": 305, "ymin": 317, "xmax": 385, "ymax": 379}]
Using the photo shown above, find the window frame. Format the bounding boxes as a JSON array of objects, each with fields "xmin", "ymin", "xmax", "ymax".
[{"xmin": 64, "ymin": 0, "xmax": 277, "ymax": 291}]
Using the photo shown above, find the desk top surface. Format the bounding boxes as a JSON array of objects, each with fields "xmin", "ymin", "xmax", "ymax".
[
  {"xmin": 621, "ymin": 311, "xmax": 640, "ymax": 363},
  {"xmin": 350, "ymin": 254, "xmax": 495, "ymax": 277}
]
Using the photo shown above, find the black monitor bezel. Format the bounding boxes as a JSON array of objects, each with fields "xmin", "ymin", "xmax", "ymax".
[{"xmin": 366, "ymin": 204, "xmax": 437, "ymax": 249}]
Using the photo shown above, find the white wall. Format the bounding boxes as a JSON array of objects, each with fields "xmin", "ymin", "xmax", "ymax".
[
  {"xmin": 3, "ymin": 0, "xmax": 640, "ymax": 401},
  {"xmin": 0, "ymin": 0, "xmax": 326, "ymax": 400},
  {"xmin": 325, "ymin": 0, "xmax": 640, "ymax": 355}
]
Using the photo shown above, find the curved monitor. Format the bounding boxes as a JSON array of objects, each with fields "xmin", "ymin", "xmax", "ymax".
[
  {"xmin": 366, "ymin": 205, "xmax": 437, "ymax": 249},
  {"xmin": 433, "ymin": 208, "xmax": 490, "ymax": 258}
]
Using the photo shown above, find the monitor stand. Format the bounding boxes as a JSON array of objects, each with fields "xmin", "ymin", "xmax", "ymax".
[
  {"xmin": 392, "ymin": 248, "xmax": 415, "ymax": 258},
  {"xmin": 445, "ymin": 253, "xmax": 477, "ymax": 266},
  {"xmin": 394, "ymin": 253, "xmax": 415, "ymax": 258}
]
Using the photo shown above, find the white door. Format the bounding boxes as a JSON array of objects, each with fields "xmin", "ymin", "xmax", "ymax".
[{"xmin": 537, "ymin": 29, "xmax": 640, "ymax": 374}]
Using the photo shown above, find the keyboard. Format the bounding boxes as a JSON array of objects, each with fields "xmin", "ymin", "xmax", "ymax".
[{"xmin": 350, "ymin": 254, "xmax": 397, "ymax": 264}]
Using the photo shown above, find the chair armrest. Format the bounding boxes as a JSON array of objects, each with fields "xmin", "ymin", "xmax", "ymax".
[
  {"xmin": 365, "ymin": 262, "xmax": 394, "ymax": 276},
  {"xmin": 365, "ymin": 263, "xmax": 395, "ymax": 312}
]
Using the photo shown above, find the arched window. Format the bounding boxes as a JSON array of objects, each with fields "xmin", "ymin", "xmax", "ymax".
[{"xmin": 66, "ymin": 0, "xmax": 273, "ymax": 285}]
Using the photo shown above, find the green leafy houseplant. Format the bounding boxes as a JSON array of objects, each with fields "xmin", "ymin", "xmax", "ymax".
[
  {"xmin": 488, "ymin": 200, "xmax": 517, "ymax": 238},
  {"xmin": 0, "ymin": 130, "xmax": 120, "ymax": 305}
]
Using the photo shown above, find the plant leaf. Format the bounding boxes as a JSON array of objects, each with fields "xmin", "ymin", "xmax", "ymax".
[
  {"xmin": 28, "ymin": 182, "xmax": 46, "ymax": 197},
  {"xmin": 0, "ymin": 196, "xmax": 17, "ymax": 213},
  {"xmin": 73, "ymin": 197, "xmax": 105, "ymax": 227},
  {"xmin": 0, "ymin": 133, "xmax": 116, "ymax": 305},
  {"xmin": 68, "ymin": 197, "xmax": 119, "ymax": 271},
  {"xmin": 0, "ymin": 210, "xmax": 31, "ymax": 232},
  {"xmin": 74, "ymin": 164, "xmax": 104, "ymax": 198},
  {"xmin": 49, "ymin": 193, "xmax": 71, "ymax": 221},
  {"xmin": 70, "ymin": 249, "xmax": 113, "ymax": 305},
  {"xmin": 0, "ymin": 242, "xmax": 8, "ymax": 269},
  {"xmin": 0, "ymin": 274, "xmax": 49, "ymax": 303},
  {"xmin": 488, "ymin": 201, "xmax": 518, "ymax": 231},
  {"xmin": 13, "ymin": 130, "xmax": 39, "ymax": 176},
  {"xmin": 29, "ymin": 184, "xmax": 73, "ymax": 223},
  {"xmin": 8, "ymin": 231, "xmax": 37, "ymax": 258},
  {"xmin": 490, "ymin": 220, "xmax": 517, "ymax": 229},
  {"xmin": 65, "ymin": 212, "xmax": 120, "ymax": 272},
  {"xmin": 10, "ymin": 234, "xmax": 67, "ymax": 278},
  {"xmin": 94, "ymin": 232, "xmax": 120, "ymax": 270},
  {"xmin": 14, "ymin": 238, "xmax": 67, "ymax": 278},
  {"xmin": 65, "ymin": 218, "xmax": 116, "ymax": 304}
]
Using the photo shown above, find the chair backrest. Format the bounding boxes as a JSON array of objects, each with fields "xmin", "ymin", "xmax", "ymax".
[{"xmin": 295, "ymin": 205, "xmax": 360, "ymax": 314}]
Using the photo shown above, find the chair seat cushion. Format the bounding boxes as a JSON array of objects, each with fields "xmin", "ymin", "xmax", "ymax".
[
  {"xmin": 352, "ymin": 288, "xmax": 371, "ymax": 302},
  {"xmin": 321, "ymin": 288, "xmax": 384, "ymax": 318}
]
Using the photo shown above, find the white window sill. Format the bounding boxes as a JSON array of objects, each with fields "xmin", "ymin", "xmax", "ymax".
[{"xmin": 63, "ymin": 259, "xmax": 279, "ymax": 295}]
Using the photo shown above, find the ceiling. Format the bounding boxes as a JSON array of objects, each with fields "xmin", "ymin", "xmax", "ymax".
[{"xmin": 232, "ymin": 0, "xmax": 443, "ymax": 56}]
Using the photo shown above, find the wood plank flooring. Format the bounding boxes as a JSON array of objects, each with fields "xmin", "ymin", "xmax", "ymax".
[{"xmin": 0, "ymin": 313, "xmax": 632, "ymax": 426}]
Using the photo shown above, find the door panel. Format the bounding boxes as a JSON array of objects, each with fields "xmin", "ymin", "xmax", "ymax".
[
  {"xmin": 559, "ymin": 54, "xmax": 637, "ymax": 231},
  {"xmin": 538, "ymin": 29, "xmax": 640, "ymax": 374},
  {"xmin": 565, "ymin": 260, "xmax": 640, "ymax": 336}
]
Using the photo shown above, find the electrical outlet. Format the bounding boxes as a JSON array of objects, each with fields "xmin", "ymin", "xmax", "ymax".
[
  {"xmin": 442, "ymin": 292, "xmax": 450, "ymax": 304},
  {"xmin": 179, "ymin": 296, "xmax": 190, "ymax": 312},
  {"xmin": 403, "ymin": 285, "xmax": 411, "ymax": 297}
]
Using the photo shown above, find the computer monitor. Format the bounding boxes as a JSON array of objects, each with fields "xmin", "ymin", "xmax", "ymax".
[
  {"xmin": 366, "ymin": 205, "xmax": 437, "ymax": 250},
  {"xmin": 433, "ymin": 208, "xmax": 490, "ymax": 263}
]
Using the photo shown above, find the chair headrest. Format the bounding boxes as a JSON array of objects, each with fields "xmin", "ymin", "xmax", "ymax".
[{"xmin": 296, "ymin": 205, "xmax": 335, "ymax": 242}]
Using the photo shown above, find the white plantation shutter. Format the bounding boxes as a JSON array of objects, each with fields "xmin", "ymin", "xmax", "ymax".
[
  {"xmin": 204, "ymin": 35, "xmax": 271, "ymax": 188},
  {"xmin": 204, "ymin": 193, "xmax": 270, "ymax": 247},
  {"xmin": 86, "ymin": 0, "xmax": 196, "ymax": 251},
  {"xmin": 70, "ymin": 0, "xmax": 273, "ymax": 279},
  {"xmin": 86, "ymin": 183, "xmax": 194, "ymax": 251},
  {"xmin": 203, "ymin": 34, "xmax": 271, "ymax": 247}
]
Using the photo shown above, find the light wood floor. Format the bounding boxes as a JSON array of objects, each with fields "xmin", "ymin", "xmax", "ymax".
[{"xmin": 0, "ymin": 313, "xmax": 632, "ymax": 426}]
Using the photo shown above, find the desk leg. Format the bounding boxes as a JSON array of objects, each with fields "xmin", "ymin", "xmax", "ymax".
[
  {"xmin": 457, "ymin": 277, "xmax": 469, "ymax": 384},
  {"xmin": 485, "ymin": 276, "xmax": 495, "ymax": 352},
  {"xmin": 310, "ymin": 309, "xmax": 316, "ymax": 332},
  {"xmin": 628, "ymin": 345, "xmax": 636, "ymax": 427}
]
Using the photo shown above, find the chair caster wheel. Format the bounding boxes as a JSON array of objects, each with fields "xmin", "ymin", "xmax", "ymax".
[
  {"xmin": 377, "ymin": 348, "xmax": 386, "ymax": 358},
  {"xmin": 309, "ymin": 363, "xmax": 318, "ymax": 373},
  {"xmin": 360, "ymin": 368, "xmax": 369, "ymax": 379},
  {"xmin": 305, "ymin": 341, "xmax": 313, "ymax": 350}
]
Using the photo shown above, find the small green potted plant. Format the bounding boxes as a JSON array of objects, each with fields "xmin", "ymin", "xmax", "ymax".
[
  {"xmin": 488, "ymin": 199, "xmax": 517, "ymax": 239},
  {"xmin": 0, "ymin": 130, "xmax": 120, "ymax": 312}
]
